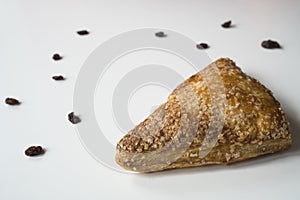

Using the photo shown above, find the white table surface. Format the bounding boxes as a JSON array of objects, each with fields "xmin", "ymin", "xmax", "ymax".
[{"xmin": 1, "ymin": 0, "xmax": 300, "ymax": 199}]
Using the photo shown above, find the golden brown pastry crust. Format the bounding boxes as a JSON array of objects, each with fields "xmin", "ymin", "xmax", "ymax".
[{"xmin": 115, "ymin": 58, "xmax": 292, "ymax": 172}]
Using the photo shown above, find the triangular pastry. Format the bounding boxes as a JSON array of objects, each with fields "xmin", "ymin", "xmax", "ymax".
[{"xmin": 116, "ymin": 58, "xmax": 292, "ymax": 172}]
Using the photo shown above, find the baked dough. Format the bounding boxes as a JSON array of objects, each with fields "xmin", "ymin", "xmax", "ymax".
[{"xmin": 116, "ymin": 58, "xmax": 292, "ymax": 172}]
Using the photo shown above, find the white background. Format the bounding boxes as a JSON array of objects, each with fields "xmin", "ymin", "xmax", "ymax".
[{"xmin": 1, "ymin": 0, "xmax": 300, "ymax": 199}]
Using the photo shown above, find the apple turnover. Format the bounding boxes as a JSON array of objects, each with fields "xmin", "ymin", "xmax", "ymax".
[{"xmin": 116, "ymin": 58, "xmax": 292, "ymax": 172}]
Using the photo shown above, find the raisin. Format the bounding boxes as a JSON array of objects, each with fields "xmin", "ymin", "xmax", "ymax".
[
  {"xmin": 221, "ymin": 20, "xmax": 232, "ymax": 28},
  {"xmin": 196, "ymin": 43, "xmax": 209, "ymax": 49},
  {"xmin": 68, "ymin": 112, "xmax": 81, "ymax": 124},
  {"xmin": 25, "ymin": 146, "xmax": 45, "ymax": 157},
  {"xmin": 5, "ymin": 97, "xmax": 21, "ymax": 105},
  {"xmin": 261, "ymin": 40, "xmax": 281, "ymax": 49},
  {"xmin": 77, "ymin": 30, "xmax": 89, "ymax": 35},
  {"xmin": 52, "ymin": 75, "xmax": 65, "ymax": 81},
  {"xmin": 155, "ymin": 31, "xmax": 167, "ymax": 38},
  {"xmin": 52, "ymin": 53, "xmax": 63, "ymax": 61}
]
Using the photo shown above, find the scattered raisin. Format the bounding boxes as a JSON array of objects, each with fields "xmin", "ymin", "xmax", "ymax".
[
  {"xmin": 77, "ymin": 30, "xmax": 89, "ymax": 36},
  {"xmin": 25, "ymin": 146, "xmax": 45, "ymax": 157},
  {"xmin": 52, "ymin": 75, "xmax": 65, "ymax": 81},
  {"xmin": 52, "ymin": 53, "xmax": 63, "ymax": 61},
  {"xmin": 196, "ymin": 43, "xmax": 209, "ymax": 49},
  {"xmin": 5, "ymin": 97, "xmax": 21, "ymax": 105},
  {"xmin": 155, "ymin": 31, "xmax": 167, "ymax": 38},
  {"xmin": 68, "ymin": 112, "xmax": 81, "ymax": 124},
  {"xmin": 261, "ymin": 40, "xmax": 281, "ymax": 49},
  {"xmin": 221, "ymin": 20, "xmax": 232, "ymax": 28}
]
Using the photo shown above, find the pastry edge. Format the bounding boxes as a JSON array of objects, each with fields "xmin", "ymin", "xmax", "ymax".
[{"xmin": 115, "ymin": 137, "xmax": 292, "ymax": 173}]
